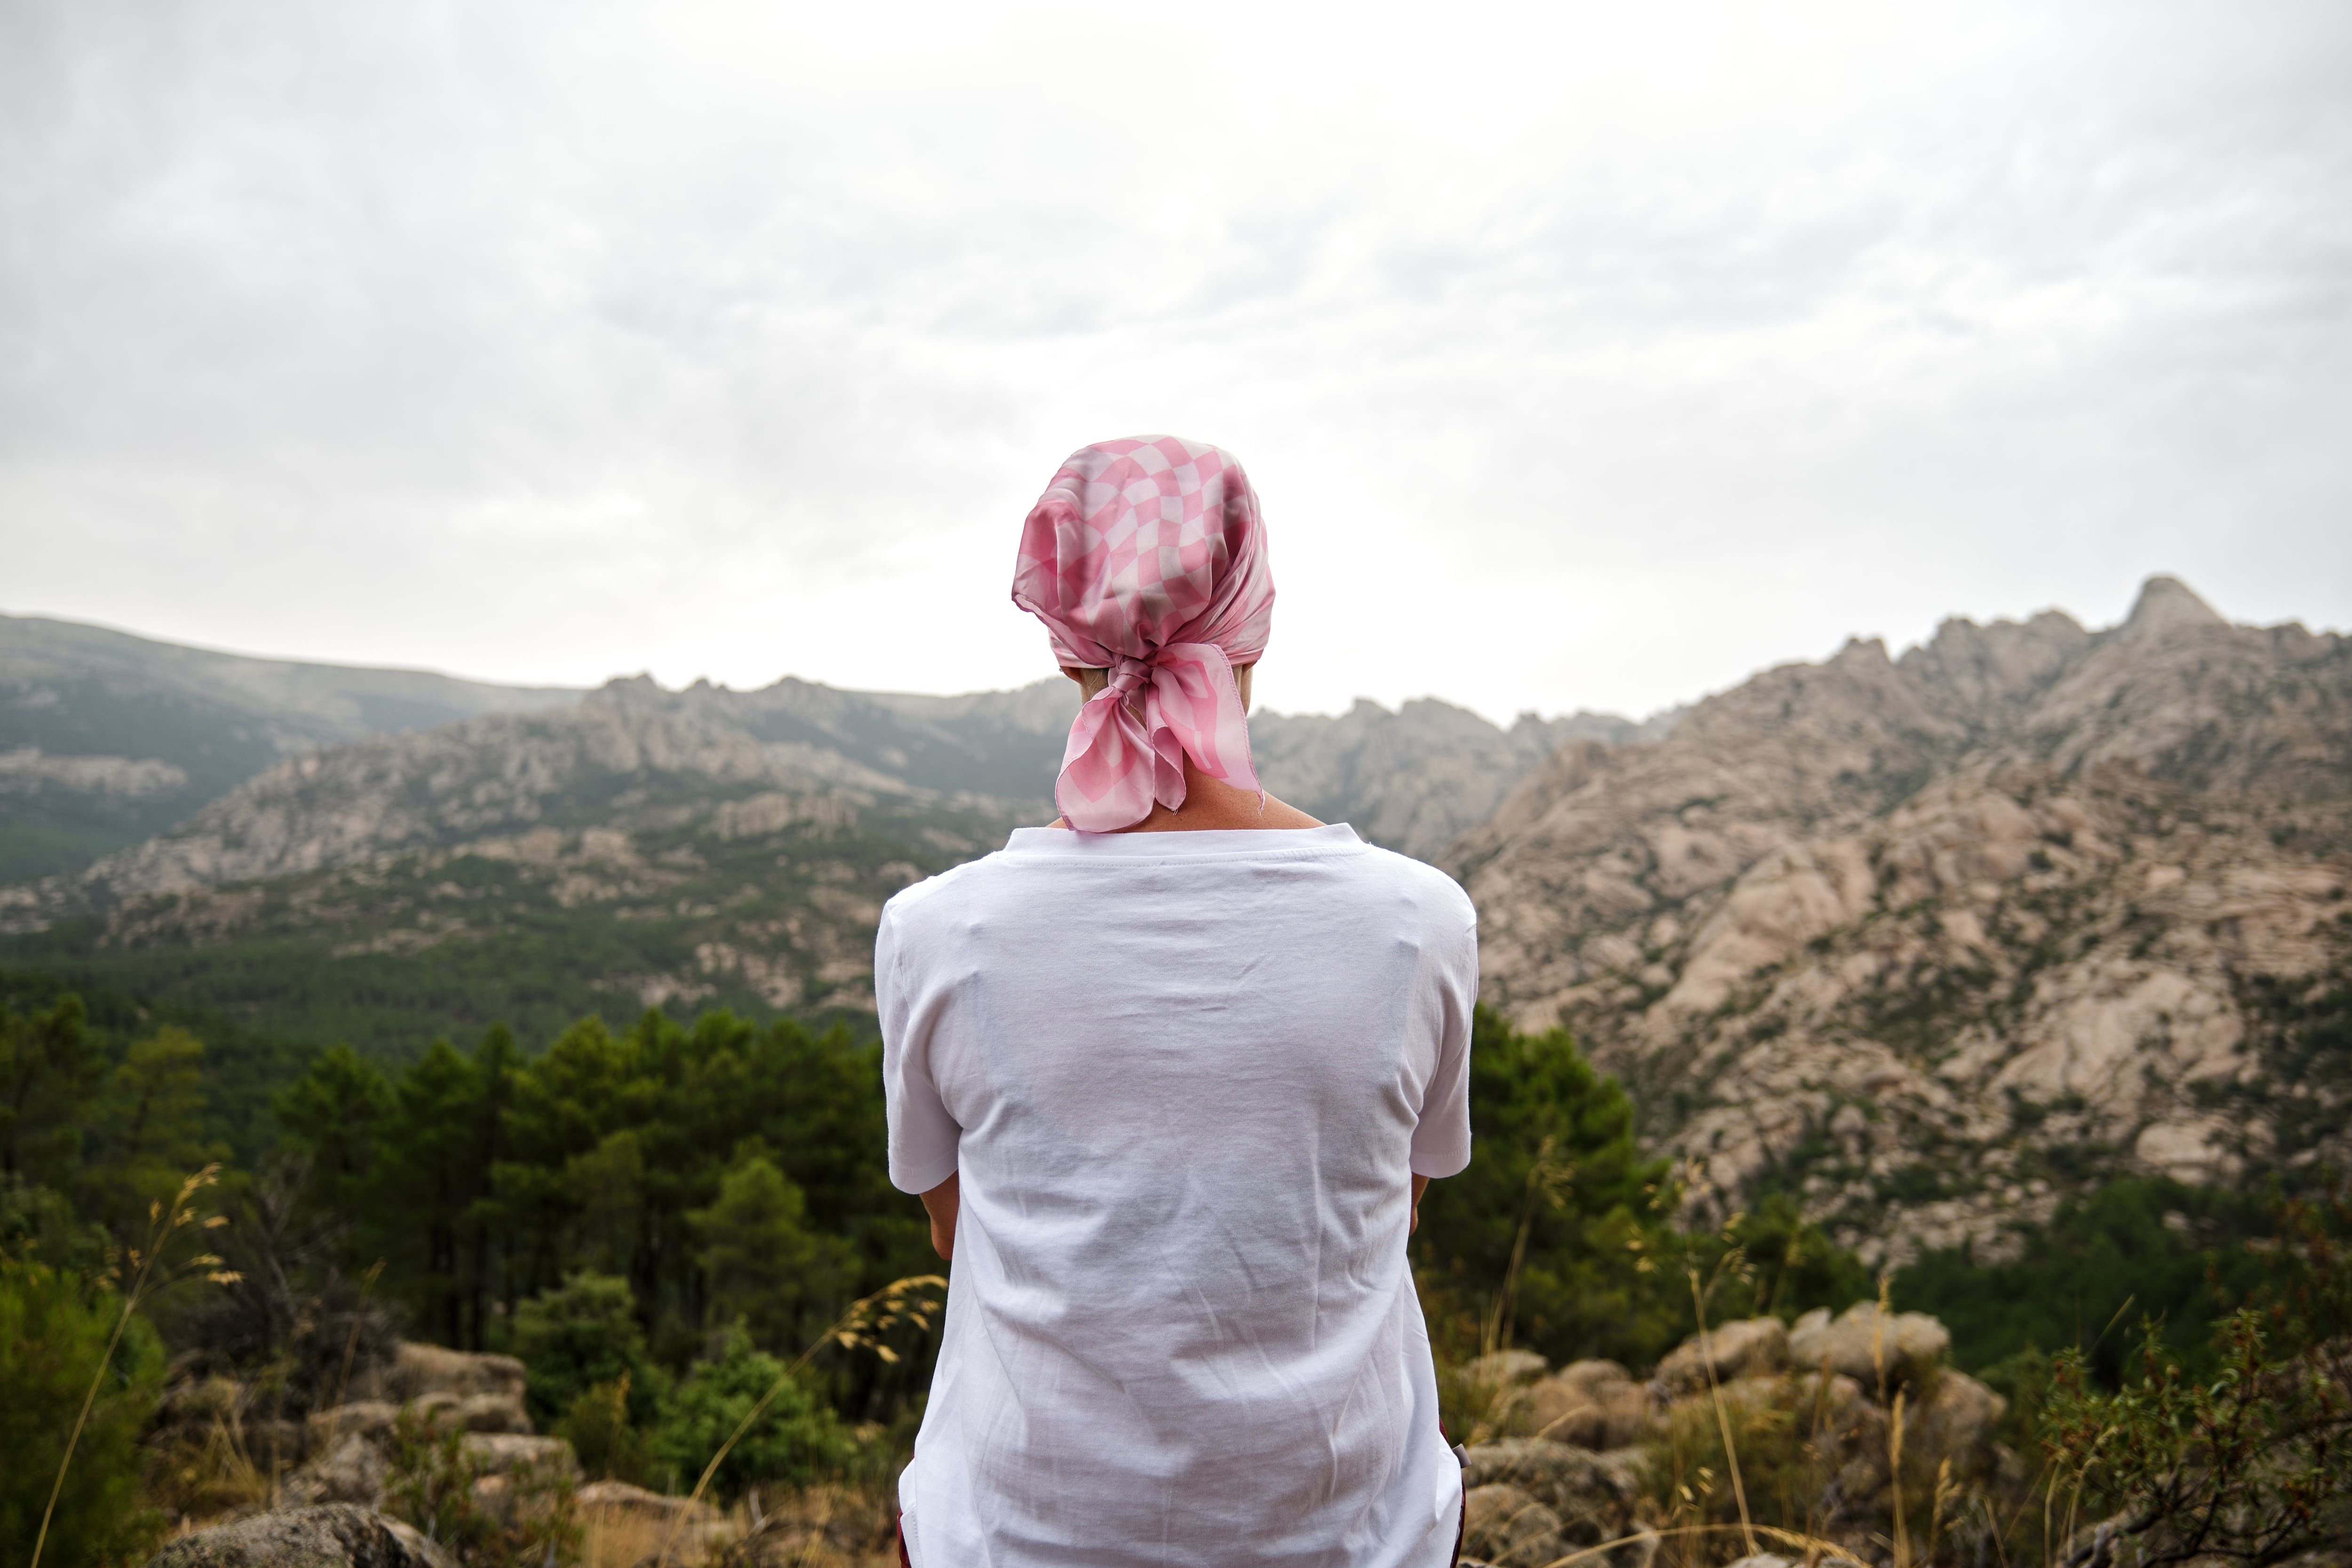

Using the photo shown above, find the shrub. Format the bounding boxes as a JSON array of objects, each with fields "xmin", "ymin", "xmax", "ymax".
[
  {"xmin": 1413, "ymin": 1006, "xmax": 1675, "ymax": 1367},
  {"xmin": 649, "ymin": 1322, "xmax": 854, "ymax": 1499},
  {"xmin": 2037, "ymin": 1188, "xmax": 2352, "ymax": 1568},
  {"xmin": 1900, "ymin": 1175, "xmax": 2271, "ymax": 1383},
  {"xmin": 511, "ymin": 1271, "xmax": 668, "ymax": 1426},
  {"xmin": 557, "ymin": 1377, "xmax": 653, "ymax": 1485},
  {"xmin": 0, "ymin": 1259, "xmax": 166, "ymax": 1568}
]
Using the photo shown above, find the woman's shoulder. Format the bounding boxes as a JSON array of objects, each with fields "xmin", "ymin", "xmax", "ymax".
[
  {"xmin": 1346, "ymin": 840, "xmax": 1479, "ymax": 923},
  {"xmin": 879, "ymin": 850, "xmax": 1000, "ymax": 927}
]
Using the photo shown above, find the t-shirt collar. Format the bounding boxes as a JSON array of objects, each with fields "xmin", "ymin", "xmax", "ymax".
[{"xmin": 1002, "ymin": 823, "xmax": 1365, "ymax": 858}]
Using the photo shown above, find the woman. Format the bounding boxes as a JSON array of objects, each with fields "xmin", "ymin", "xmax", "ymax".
[{"xmin": 878, "ymin": 436, "xmax": 1476, "ymax": 1566}]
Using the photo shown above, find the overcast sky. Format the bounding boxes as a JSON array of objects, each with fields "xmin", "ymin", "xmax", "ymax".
[{"xmin": 2, "ymin": 0, "xmax": 2346, "ymax": 723}]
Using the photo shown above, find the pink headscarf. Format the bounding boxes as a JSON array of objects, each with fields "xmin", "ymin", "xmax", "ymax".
[{"xmin": 1011, "ymin": 436, "xmax": 1275, "ymax": 833}]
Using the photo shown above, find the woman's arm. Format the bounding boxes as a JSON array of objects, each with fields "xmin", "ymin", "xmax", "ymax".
[
  {"xmin": 1412, "ymin": 1174, "xmax": 1430, "ymax": 1234},
  {"xmin": 922, "ymin": 1170, "xmax": 960, "ymax": 1260}
]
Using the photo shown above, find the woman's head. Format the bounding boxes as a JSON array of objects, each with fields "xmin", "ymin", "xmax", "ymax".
[{"xmin": 1013, "ymin": 437, "xmax": 1274, "ymax": 831}]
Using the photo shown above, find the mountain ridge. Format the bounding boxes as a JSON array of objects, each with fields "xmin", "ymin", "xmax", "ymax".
[
  {"xmin": 7, "ymin": 581, "xmax": 2343, "ymax": 1264},
  {"xmin": 0, "ymin": 621, "xmax": 1647, "ymax": 1049},
  {"xmin": 1456, "ymin": 576, "xmax": 2352, "ymax": 1265}
]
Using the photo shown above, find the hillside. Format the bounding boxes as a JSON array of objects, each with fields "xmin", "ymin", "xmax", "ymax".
[
  {"xmin": 0, "ymin": 612, "xmax": 581, "ymax": 883},
  {"xmin": 1455, "ymin": 577, "xmax": 2352, "ymax": 1265},
  {"xmin": 0, "ymin": 633, "xmax": 1625, "ymax": 1051}
]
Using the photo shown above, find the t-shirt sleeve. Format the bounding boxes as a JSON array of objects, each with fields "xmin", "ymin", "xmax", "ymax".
[
  {"xmin": 876, "ymin": 899, "xmax": 962, "ymax": 1195},
  {"xmin": 1409, "ymin": 904, "xmax": 1479, "ymax": 1178}
]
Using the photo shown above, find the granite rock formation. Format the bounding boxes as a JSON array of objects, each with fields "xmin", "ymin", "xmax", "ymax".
[{"xmin": 1456, "ymin": 578, "xmax": 2352, "ymax": 1262}]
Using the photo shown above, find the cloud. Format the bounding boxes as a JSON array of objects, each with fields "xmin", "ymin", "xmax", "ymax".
[{"xmin": 1, "ymin": 0, "xmax": 2346, "ymax": 721}]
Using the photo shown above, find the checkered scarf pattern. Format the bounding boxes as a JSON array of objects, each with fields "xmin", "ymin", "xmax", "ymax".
[{"xmin": 1011, "ymin": 436, "xmax": 1275, "ymax": 832}]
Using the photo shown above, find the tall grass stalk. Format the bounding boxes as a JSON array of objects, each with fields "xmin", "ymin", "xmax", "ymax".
[
  {"xmin": 1482, "ymin": 1136, "xmax": 1573, "ymax": 1360},
  {"xmin": 654, "ymin": 1274, "xmax": 945, "ymax": 1568},
  {"xmin": 1686, "ymin": 1266, "xmax": 1758, "ymax": 1560},
  {"xmin": 31, "ymin": 1165, "xmax": 238, "ymax": 1568},
  {"xmin": 1865, "ymin": 1274, "xmax": 1911, "ymax": 1568},
  {"xmin": 1889, "ymin": 1389, "xmax": 1910, "ymax": 1568}
]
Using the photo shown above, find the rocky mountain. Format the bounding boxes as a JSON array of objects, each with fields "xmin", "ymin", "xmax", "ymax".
[
  {"xmin": 0, "ymin": 686, "xmax": 1026, "ymax": 1049},
  {"xmin": 1456, "ymin": 577, "xmax": 2352, "ymax": 1266},
  {"xmin": 1252, "ymin": 700, "xmax": 1664, "ymax": 860},
  {"xmin": 4, "ymin": 609, "xmax": 1622, "ymax": 883},
  {"xmin": 0, "ymin": 612, "xmax": 580, "ymax": 883},
  {"xmin": 7, "ymin": 582, "xmax": 2343, "ymax": 1265},
  {"xmin": 0, "ymin": 625, "xmax": 1635, "ymax": 1051}
]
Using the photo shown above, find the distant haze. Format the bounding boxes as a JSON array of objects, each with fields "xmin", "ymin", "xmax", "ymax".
[{"xmin": 2, "ymin": 1, "xmax": 2347, "ymax": 723}]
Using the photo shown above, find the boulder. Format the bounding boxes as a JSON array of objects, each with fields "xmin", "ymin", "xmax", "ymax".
[
  {"xmin": 1655, "ymin": 1317, "xmax": 1790, "ymax": 1397},
  {"xmin": 409, "ymin": 1390, "xmax": 532, "ymax": 1435},
  {"xmin": 1459, "ymin": 1439, "xmax": 1655, "ymax": 1568},
  {"xmin": 143, "ymin": 1504, "xmax": 451, "ymax": 1568},
  {"xmin": 466, "ymin": 1470, "xmax": 573, "ymax": 1530},
  {"xmin": 578, "ymin": 1479, "xmax": 724, "ymax": 1526},
  {"xmin": 306, "ymin": 1401, "xmax": 401, "ymax": 1452},
  {"xmin": 1788, "ymin": 1302, "xmax": 1951, "ymax": 1395},
  {"xmin": 307, "ymin": 1390, "xmax": 529, "ymax": 1452},
  {"xmin": 358, "ymin": 1342, "xmax": 527, "ymax": 1405},
  {"xmin": 281, "ymin": 1432, "xmax": 389, "ymax": 1508},
  {"xmin": 1527, "ymin": 1361, "xmax": 1654, "ymax": 1449},
  {"xmin": 1789, "ymin": 1371, "xmax": 1883, "ymax": 1451},
  {"xmin": 1902, "ymin": 1368, "xmax": 2007, "ymax": 1459},
  {"xmin": 1464, "ymin": 1349, "xmax": 1551, "ymax": 1389},
  {"xmin": 453, "ymin": 1392, "xmax": 531, "ymax": 1433},
  {"xmin": 1463, "ymin": 1484, "xmax": 1565, "ymax": 1568},
  {"xmin": 461, "ymin": 1432, "xmax": 580, "ymax": 1479}
]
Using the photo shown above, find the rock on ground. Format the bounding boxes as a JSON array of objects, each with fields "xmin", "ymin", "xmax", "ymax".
[
  {"xmin": 461, "ymin": 1432, "xmax": 579, "ymax": 1478},
  {"xmin": 354, "ymin": 1342, "xmax": 528, "ymax": 1406},
  {"xmin": 305, "ymin": 1401, "xmax": 401, "ymax": 1450},
  {"xmin": 144, "ymin": 1504, "xmax": 451, "ymax": 1568},
  {"xmin": 1904, "ymin": 1368, "xmax": 2007, "ymax": 1457},
  {"xmin": 1464, "ymin": 1349, "xmax": 1551, "ymax": 1389},
  {"xmin": 577, "ymin": 1480, "xmax": 722, "ymax": 1523},
  {"xmin": 412, "ymin": 1389, "xmax": 532, "ymax": 1434},
  {"xmin": 1789, "ymin": 1302, "xmax": 1951, "ymax": 1393},
  {"xmin": 1654, "ymin": 1316, "xmax": 1789, "ymax": 1396},
  {"xmin": 1526, "ymin": 1360, "xmax": 1654, "ymax": 1450},
  {"xmin": 1463, "ymin": 1484, "xmax": 1567, "ymax": 1568},
  {"xmin": 1459, "ymin": 1439, "xmax": 1657, "ymax": 1568},
  {"xmin": 279, "ymin": 1433, "xmax": 388, "ymax": 1508}
]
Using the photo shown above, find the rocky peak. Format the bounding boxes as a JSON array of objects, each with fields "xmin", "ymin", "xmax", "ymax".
[
  {"xmin": 1248, "ymin": 694, "xmax": 1606, "ymax": 859},
  {"xmin": 1900, "ymin": 610, "xmax": 2090, "ymax": 712},
  {"xmin": 587, "ymin": 673, "xmax": 667, "ymax": 708},
  {"xmin": 2120, "ymin": 574, "xmax": 2229, "ymax": 642},
  {"xmin": 1830, "ymin": 636, "xmax": 1891, "ymax": 667},
  {"xmin": 1458, "ymin": 579, "xmax": 2352, "ymax": 1264}
]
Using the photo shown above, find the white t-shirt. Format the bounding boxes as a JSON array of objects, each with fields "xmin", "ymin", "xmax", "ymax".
[{"xmin": 876, "ymin": 823, "xmax": 1477, "ymax": 1568}]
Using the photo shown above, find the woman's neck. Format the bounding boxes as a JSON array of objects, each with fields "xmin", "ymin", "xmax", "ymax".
[{"xmin": 1057, "ymin": 757, "xmax": 1322, "ymax": 833}]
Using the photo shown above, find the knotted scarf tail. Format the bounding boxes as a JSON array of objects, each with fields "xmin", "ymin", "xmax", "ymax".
[{"xmin": 1053, "ymin": 642, "xmax": 1261, "ymax": 833}]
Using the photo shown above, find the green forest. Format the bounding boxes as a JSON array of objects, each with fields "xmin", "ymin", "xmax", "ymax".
[{"xmin": 6, "ymin": 968, "xmax": 2346, "ymax": 1568}]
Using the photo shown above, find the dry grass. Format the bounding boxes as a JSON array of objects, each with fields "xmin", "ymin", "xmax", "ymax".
[
  {"xmin": 144, "ymin": 1411, "xmax": 274, "ymax": 1525},
  {"xmin": 581, "ymin": 1504, "xmax": 681, "ymax": 1568},
  {"xmin": 577, "ymin": 1482, "xmax": 899, "ymax": 1568},
  {"xmin": 715, "ymin": 1484, "xmax": 898, "ymax": 1568}
]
